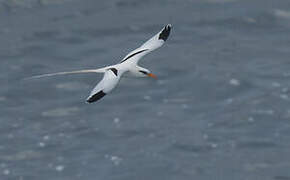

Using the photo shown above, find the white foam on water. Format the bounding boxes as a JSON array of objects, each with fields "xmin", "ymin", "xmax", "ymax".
[
  {"xmin": 111, "ymin": 156, "xmax": 122, "ymax": 166},
  {"xmin": 7, "ymin": 133, "xmax": 14, "ymax": 139},
  {"xmin": 113, "ymin": 117, "xmax": 120, "ymax": 124},
  {"xmin": 274, "ymin": 9, "xmax": 290, "ymax": 19},
  {"xmin": 253, "ymin": 109, "xmax": 274, "ymax": 115},
  {"xmin": 3, "ymin": 169, "xmax": 10, "ymax": 175},
  {"xmin": 105, "ymin": 155, "xmax": 122, "ymax": 166},
  {"xmin": 113, "ymin": 117, "xmax": 121, "ymax": 128},
  {"xmin": 210, "ymin": 143, "xmax": 218, "ymax": 148},
  {"xmin": 225, "ymin": 98, "xmax": 234, "ymax": 104},
  {"xmin": 43, "ymin": 135, "xmax": 50, "ymax": 141},
  {"xmin": 272, "ymin": 82, "xmax": 281, "ymax": 87},
  {"xmin": 41, "ymin": 107, "xmax": 79, "ymax": 117},
  {"xmin": 181, "ymin": 104, "xmax": 189, "ymax": 109},
  {"xmin": 56, "ymin": 82, "xmax": 89, "ymax": 91},
  {"xmin": 143, "ymin": 95, "xmax": 151, "ymax": 101},
  {"xmin": 248, "ymin": 117, "xmax": 255, "ymax": 123},
  {"xmin": 38, "ymin": 142, "xmax": 46, "ymax": 148},
  {"xmin": 203, "ymin": 134, "xmax": 209, "ymax": 140},
  {"xmin": 157, "ymin": 80, "xmax": 168, "ymax": 85},
  {"xmin": 55, "ymin": 165, "xmax": 65, "ymax": 172},
  {"xmin": 280, "ymin": 94, "xmax": 289, "ymax": 100},
  {"xmin": 229, "ymin": 78, "xmax": 240, "ymax": 86},
  {"xmin": 204, "ymin": 0, "xmax": 238, "ymax": 3},
  {"xmin": 157, "ymin": 111, "xmax": 164, "ymax": 116},
  {"xmin": 244, "ymin": 17, "xmax": 256, "ymax": 23},
  {"xmin": 163, "ymin": 98, "xmax": 189, "ymax": 103}
]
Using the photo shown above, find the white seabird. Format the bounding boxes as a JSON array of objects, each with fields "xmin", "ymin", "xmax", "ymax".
[{"xmin": 28, "ymin": 24, "xmax": 172, "ymax": 103}]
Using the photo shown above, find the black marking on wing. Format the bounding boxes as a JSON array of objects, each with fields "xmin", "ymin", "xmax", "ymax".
[
  {"xmin": 139, "ymin": 70, "xmax": 148, "ymax": 75},
  {"xmin": 109, "ymin": 68, "xmax": 118, "ymax": 76},
  {"xmin": 86, "ymin": 91, "xmax": 106, "ymax": 103},
  {"xmin": 158, "ymin": 25, "xmax": 171, "ymax": 41},
  {"xmin": 120, "ymin": 49, "xmax": 148, "ymax": 63}
]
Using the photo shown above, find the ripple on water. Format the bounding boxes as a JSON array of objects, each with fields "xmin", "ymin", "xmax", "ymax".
[
  {"xmin": 205, "ymin": 0, "xmax": 238, "ymax": 3},
  {"xmin": 274, "ymin": 9, "xmax": 290, "ymax": 19},
  {"xmin": 0, "ymin": 150, "xmax": 43, "ymax": 161},
  {"xmin": 55, "ymin": 82, "xmax": 89, "ymax": 91},
  {"xmin": 274, "ymin": 176, "xmax": 290, "ymax": 180},
  {"xmin": 41, "ymin": 107, "xmax": 79, "ymax": 117},
  {"xmin": 237, "ymin": 140, "xmax": 277, "ymax": 149},
  {"xmin": 172, "ymin": 143, "xmax": 215, "ymax": 154},
  {"xmin": 0, "ymin": 96, "xmax": 6, "ymax": 102}
]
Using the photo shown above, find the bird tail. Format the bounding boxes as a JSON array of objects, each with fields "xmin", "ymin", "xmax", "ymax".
[{"xmin": 24, "ymin": 68, "xmax": 106, "ymax": 80}]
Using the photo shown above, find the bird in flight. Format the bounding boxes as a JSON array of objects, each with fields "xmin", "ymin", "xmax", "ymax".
[{"xmin": 28, "ymin": 24, "xmax": 172, "ymax": 103}]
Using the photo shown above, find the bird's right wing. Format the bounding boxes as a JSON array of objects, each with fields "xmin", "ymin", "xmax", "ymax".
[
  {"xmin": 119, "ymin": 24, "xmax": 172, "ymax": 64},
  {"xmin": 86, "ymin": 68, "xmax": 121, "ymax": 103}
]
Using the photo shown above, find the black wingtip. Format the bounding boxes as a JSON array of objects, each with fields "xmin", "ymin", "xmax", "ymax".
[
  {"xmin": 158, "ymin": 24, "xmax": 172, "ymax": 41},
  {"xmin": 86, "ymin": 91, "xmax": 106, "ymax": 103}
]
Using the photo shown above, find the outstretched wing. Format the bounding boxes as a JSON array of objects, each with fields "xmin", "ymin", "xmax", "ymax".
[
  {"xmin": 24, "ymin": 68, "xmax": 106, "ymax": 80},
  {"xmin": 86, "ymin": 68, "xmax": 121, "ymax": 103},
  {"xmin": 120, "ymin": 24, "xmax": 172, "ymax": 64}
]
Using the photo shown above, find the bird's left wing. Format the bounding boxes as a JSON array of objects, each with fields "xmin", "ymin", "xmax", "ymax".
[
  {"xmin": 86, "ymin": 68, "xmax": 121, "ymax": 103},
  {"xmin": 119, "ymin": 24, "xmax": 171, "ymax": 64}
]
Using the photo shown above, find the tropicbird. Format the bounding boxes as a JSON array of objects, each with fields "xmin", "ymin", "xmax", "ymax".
[{"xmin": 28, "ymin": 24, "xmax": 172, "ymax": 103}]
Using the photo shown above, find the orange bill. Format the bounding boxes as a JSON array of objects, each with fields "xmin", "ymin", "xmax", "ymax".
[{"xmin": 147, "ymin": 73, "xmax": 157, "ymax": 79}]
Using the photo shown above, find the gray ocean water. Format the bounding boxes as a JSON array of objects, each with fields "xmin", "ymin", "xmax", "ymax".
[{"xmin": 1, "ymin": 0, "xmax": 290, "ymax": 179}]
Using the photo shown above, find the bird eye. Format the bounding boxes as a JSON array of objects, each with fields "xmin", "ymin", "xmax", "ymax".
[{"xmin": 139, "ymin": 70, "xmax": 148, "ymax": 75}]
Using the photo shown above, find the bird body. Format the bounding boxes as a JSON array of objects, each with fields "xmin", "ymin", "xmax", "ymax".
[{"xmin": 27, "ymin": 24, "xmax": 172, "ymax": 103}]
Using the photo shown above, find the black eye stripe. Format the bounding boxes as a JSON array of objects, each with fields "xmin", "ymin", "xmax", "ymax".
[{"xmin": 139, "ymin": 70, "xmax": 147, "ymax": 74}]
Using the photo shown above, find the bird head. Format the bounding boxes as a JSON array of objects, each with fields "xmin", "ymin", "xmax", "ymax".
[{"xmin": 138, "ymin": 67, "xmax": 157, "ymax": 79}]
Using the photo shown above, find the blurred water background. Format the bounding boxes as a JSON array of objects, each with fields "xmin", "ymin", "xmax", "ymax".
[{"xmin": 1, "ymin": 0, "xmax": 290, "ymax": 179}]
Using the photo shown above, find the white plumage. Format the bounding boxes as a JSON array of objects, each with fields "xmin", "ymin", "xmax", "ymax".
[{"xmin": 27, "ymin": 24, "xmax": 172, "ymax": 103}]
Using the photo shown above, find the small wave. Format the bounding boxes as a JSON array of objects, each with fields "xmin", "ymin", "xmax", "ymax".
[
  {"xmin": 41, "ymin": 107, "xmax": 79, "ymax": 117},
  {"xmin": 274, "ymin": 9, "xmax": 290, "ymax": 19},
  {"xmin": 55, "ymin": 82, "xmax": 89, "ymax": 91},
  {"xmin": 237, "ymin": 140, "xmax": 277, "ymax": 149},
  {"xmin": 204, "ymin": 0, "xmax": 238, "ymax": 3}
]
